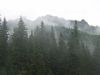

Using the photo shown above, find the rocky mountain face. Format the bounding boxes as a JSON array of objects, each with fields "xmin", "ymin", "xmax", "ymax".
[{"xmin": 7, "ymin": 15, "xmax": 100, "ymax": 35}]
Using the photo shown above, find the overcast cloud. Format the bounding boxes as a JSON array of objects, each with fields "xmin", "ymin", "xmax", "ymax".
[{"xmin": 0, "ymin": 0, "xmax": 99, "ymax": 26}]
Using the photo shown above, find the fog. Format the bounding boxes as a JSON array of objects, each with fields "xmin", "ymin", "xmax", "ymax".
[{"xmin": 0, "ymin": 0, "xmax": 100, "ymax": 26}]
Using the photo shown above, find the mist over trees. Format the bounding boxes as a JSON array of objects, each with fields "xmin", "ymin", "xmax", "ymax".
[{"xmin": 0, "ymin": 16, "xmax": 100, "ymax": 75}]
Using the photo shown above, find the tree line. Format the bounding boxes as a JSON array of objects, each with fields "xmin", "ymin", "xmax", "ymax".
[{"xmin": 0, "ymin": 17, "xmax": 100, "ymax": 75}]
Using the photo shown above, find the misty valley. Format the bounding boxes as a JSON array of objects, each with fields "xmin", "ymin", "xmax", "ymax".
[{"xmin": 0, "ymin": 15, "xmax": 100, "ymax": 75}]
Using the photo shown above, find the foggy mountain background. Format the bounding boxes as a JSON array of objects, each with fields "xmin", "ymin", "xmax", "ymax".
[
  {"xmin": 0, "ymin": 14, "xmax": 100, "ymax": 75},
  {"xmin": 0, "ymin": 0, "xmax": 100, "ymax": 75},
  {"xmin": 5, "ymin": 15, "xmax": 100, "ymax": 54},
  {"xmin": 7, "ymin": 15, "xmax": 100, "ymax": 35}
]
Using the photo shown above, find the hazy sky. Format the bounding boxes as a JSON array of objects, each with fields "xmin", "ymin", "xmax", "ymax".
[{"xmin": 0, "ymin": 0, "xmax": 100, "ymax": 26}]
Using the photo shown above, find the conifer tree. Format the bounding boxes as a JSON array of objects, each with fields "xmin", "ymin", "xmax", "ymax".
[
  {"xmin": 93, "ymin": 36, "xmax": 100, "ymax": 75},
  {"xmin": 12, "ymin": 17, "xmax": 29, "ymax": 75},
  {"xmin": 0, "ymin": 17, "xmax": 8, "ymax": 75},
  {"xmin": 32, "ymin": 22, "xmax": 52, "ymax": 75},
  {"xmin": 67, "ymin": 20, "xmax": 92, "ymax": 75},
  {"xmin": 67, "ymin": 20, "xmax": 81, "ymax": 75}
]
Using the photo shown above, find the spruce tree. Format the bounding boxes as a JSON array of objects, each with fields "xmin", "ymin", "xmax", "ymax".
[
  {"xmin": 93, "ymin": 36, "xmax": 100, "ymax": 75},
  {"xmin": 27, "ymin": 30, "xmax": 37, "ymax": 75},
  {"xmin": 12, "ymin": 17, "xmax": 28, "ymax": 75},
  {"xmin": 67, "ymin": 20, "xmax": 92, "ymax": 75},
  {"xmin": 48, "ymin": 26, "xmax": 58, "ymax": 75},
  {"xmin": 32, "ymin": 22, "xmax": 51, "ymax": 75},
  {"xmin": 0, "ymin": 17, "xmax": 8, "ymax": 75},
  {"xmin": 56, "ymin": 32, "xmax": 67, "ymax": 75},
  {"xmin": 67, "ymin": 20, "xmax": 81, "ymax": 75}
]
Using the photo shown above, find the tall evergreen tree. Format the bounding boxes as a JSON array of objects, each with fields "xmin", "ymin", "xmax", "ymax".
[
  {"xmin": 56, "ymin": 32, "xmax": 67, "ymax": 75},
  {"xmin": 2, "ymin": 18, "xmax": 8, "ymax": 51},
  {"xmin": 0, "ymin": 17, "xmax": 4, "ymax": 67},
  {"xmin": 32, "ymin": 22, "xmax": 52, "ymax": 75},
  {"xmin": 12, "ymin": 17, "xmax": 29, "ymax": 75},
  {"xmin": 0, "ymin": 17, "xmax": 8, "ymax": 75},
  {"xmin": 93, "ymin": 36, "xmax": 100, "ymax": 75},
  {"xmin": 48, "ymin": 26, "xmax": 58, "ymax": 75},
  {"xmin": 27, "ymin": 30, "xmax": 37, "ymax": 75},
  {"xmin": 66, "ymin": 20, "xmax": 92, "ymax": 75},
  {"xmin": 66, "ymin": 20, "xmax": 81, "ymax": 75},
  {"xmin": 2, "ymin": 18, "xmax": 8, "ymax": 74}
]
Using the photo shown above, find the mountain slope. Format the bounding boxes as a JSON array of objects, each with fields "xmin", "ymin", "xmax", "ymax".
[{"xmin": 7, "ymin": 15, "xmax": 100, "ymax": 35}]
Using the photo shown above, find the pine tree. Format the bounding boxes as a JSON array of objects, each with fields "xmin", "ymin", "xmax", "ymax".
[
  {"xmin": 79, "ymin": 42, "xmax": 92, "ymax": 75},
  {"xmin": 93, "ymin": 36, "xmax": 100, "ymax": 75},
  {"xmin": 56, "ymin": 32, "xmax": 67, "ymax": 75},
  {"xmin": 28, "ymin": 30, "xmax": 34, "ymax": 59},
  {"xmin": 0, "ymin": 17, "xmax": 4, "ymax": 67},
  {"xmin": 66, "ymin": 20, "xmax": 92, "ymax": 75},
  {"xmin": 48, "ymin": 26, "xmax": 58, "ymax": 75},
  {"xmin": 12, "ymin": 17, "xmax": 29, "ymax": 75},
  {"xmin": 0, "ymin": 17, "xmax": 8, "ymax": 75},
  {"xmin": 67, "ymin": 20, "xmax": 81, "ymax": 75},
  {"xmin": 2, "ymin": 18, "xmax": 8, "ymax": 45},
  {"xmin": 32, "ymin": 22, "xmax": 51, "ymax": 75},
  {"xmin": 27, "ymin": 30, "xmax": 36, "ymax": 75}
]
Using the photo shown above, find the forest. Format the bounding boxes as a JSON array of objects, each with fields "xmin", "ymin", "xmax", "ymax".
[{"xmin": 0, "ymin": 16, "xmax": 100, "ymax": 75}]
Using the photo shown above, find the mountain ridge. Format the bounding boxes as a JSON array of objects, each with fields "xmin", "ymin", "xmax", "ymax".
[{"xmin": 7, "ymin": 15, "xmax": 100, "ymax": 35}]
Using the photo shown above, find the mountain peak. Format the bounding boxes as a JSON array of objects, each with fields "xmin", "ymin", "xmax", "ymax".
[
  {"xmin": 33, "ymin": 15, "xmax": 70, "ymax": 26},
  {"xmin": 81, "ymin": 19, "xmax": 88, "ymax": 25},
  {"xmin": 7, "ymin": 15, "xmax": 100, "ymax": 35}
]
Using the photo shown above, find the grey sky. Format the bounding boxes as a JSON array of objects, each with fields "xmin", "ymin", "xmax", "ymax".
[{"xmin": 0, "ymin": 0, "xmax": 100, "ymax": 26}]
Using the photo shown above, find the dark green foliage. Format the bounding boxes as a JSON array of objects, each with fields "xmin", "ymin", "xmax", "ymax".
[
  {"xmin": 0, "ymin": 17, "xmax": 99, "ymax": 75},
  {"xmin": 11, "ymin": 17, "xmax": 29, "ymax": 75},
  {"xmin": 66, "ymin": 21, "xmax": 81, "ymax": 75},
  {"xmin": 93, "ymin": 36, "xmax": 100, "ymax": 75},
  {"xmin": 0, "ymin": 18, "xmax": 8, "ymax": 75},
  {"xmin": 66, "ymin": 21, "xmax": 92, "ymax": 75}
]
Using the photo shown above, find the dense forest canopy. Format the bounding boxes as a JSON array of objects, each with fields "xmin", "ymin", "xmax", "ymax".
[{"xmin": 0, "ymin": 16, "xmax": 100, "ymax": 75}]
